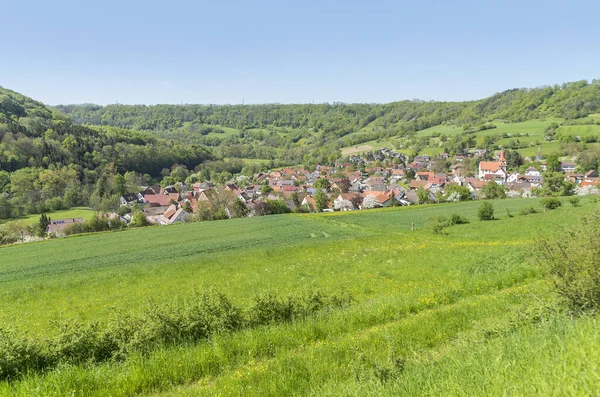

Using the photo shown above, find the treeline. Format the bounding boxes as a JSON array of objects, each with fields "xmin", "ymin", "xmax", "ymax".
[{"xmin": 58, "ymin": 79, "xmax": 600, "ymax": 137}]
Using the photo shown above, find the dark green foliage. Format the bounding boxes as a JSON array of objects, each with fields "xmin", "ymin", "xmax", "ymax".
[
  {"xmin": 38, "ymin": 213, "xmax": 50, "ymax": 236},
  {"xmin": 519, "ymin": 206, "xmax": 538, "ymax": 215},
  {"xmin": 64, "ymin": 216, "xmax": 126, "ymax": 235},
  {"xmin": 266, "ymin": 199, "xmax": 291, "ymax": 215},
  {"xmin": 427, "ymin": 213, "xmax": 469, "ymax": 234},
  {"xmin": 449, "ymin": 213, "xmax": 469, "ymax": 225},
  {"xmin": 129, "ymin": 212, "xmax": 150, "ymax": 228},
  {"xmin": 568, "ymin": 197, "xmax": 581, "ymax": 207},
  {"xmin": 0, "ymin": 289, "xmax": 352, "ymax": 381},
  {"xmin": 313, "ymin": 177, "xmax": 330, "ymax": 192},
  {"xmin": 537, "ymin": 214, "xmax": 600, "ymax": 313},
  {"xmin": 478, "ymin": 202, "xmax": 495, "ymax": 221},
  {"xmin": 313, "ymin": 190, "xmax": 330, "ymax": 211},
  {"xmin": 427, "ymin": 216, "xmax": 448, "ymax": 234},
  {"xmin": 541, "ymin": 172, "xmax": 576, "ymax": 197},
  {"xmin": 541, "ymin": 197, "xmax": 563, "ymax": 210},
  {"xmin": 481, "ymin": 182, "xmax": 506, "ymax": 199}
]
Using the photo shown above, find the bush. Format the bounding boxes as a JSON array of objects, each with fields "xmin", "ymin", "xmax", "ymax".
[
  {"xmin": 541, "ymin": 197, "xmax": 562, "ymax": 211},
  {"xmin": 449, "ymin": 213, "xmax": 469, "ymax": 225},
  {"xmin": 477, "ymin": 202, "xmax": 495, "ymax": 221},
  {"xmin": 0, "ymin": 289, "xmax": 352, "ymax": 381},
  {"xmin": 536, "ymin": 214, "xmax": 600, "ymax": 313},
  {"xmin": 427, "ymin": 216, "xmax": 448, "ymax": 234},
  {"xmin": 519, "ymin": 206, "xmax": 538, "ymax": 215},
  {"xmin": 568, "ymin": 197, "xmax": 581, "ymax": 207}
]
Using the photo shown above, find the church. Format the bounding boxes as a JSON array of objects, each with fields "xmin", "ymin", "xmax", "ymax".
[{"xmin": 478, "ymin": 151, "xmax": 508, "ymax": 181}]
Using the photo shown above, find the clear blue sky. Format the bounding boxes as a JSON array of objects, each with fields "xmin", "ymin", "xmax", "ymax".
[{"xmin": 2, "ymin": 0, "xmax": 599, "ymax": 105}]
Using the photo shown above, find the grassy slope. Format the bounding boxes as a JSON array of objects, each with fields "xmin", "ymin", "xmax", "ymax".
[
  {"xmin": 0, "ymin": 197, "xmax": 599, "ymax": 396},
  {"xmin": 340, "ymin": 118, "xmax": 600, "ymax": 158}
]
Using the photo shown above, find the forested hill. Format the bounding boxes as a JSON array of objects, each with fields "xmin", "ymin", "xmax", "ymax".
[
  {"xmin": 0, "ymin": 87, "xmax": 212, "ymax": 175},
  {"xmin": 58, "ymin": 80, "xmax": 600, "ymax": 134},
  {"xmin": 54, "ymin": 80, "xmax": 600, "ymax": 164}
]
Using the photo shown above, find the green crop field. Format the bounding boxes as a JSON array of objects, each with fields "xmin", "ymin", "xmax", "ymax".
[{"xmin": 0, "ymin": 197, "xmax": 598, "ymax": 396}]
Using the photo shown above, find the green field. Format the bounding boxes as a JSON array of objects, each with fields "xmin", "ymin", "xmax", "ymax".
[
  {"xmin": 0, "ymin": 197, "xmax": 599, "ymax": 396},
  {"xmin": 0, "ymin": 208, "xmax": 96, "ymax": 226}
]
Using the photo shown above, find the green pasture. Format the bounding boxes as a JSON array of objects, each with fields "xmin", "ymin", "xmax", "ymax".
[
  {"xmin": 0, "ymin": 197, "xmax": 598, "ymax": 395},
  {"xmin": 0, "ymin": 208, "xmax": 96, "ymax": 226}
]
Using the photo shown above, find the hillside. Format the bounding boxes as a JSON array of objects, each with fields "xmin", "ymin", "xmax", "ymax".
[
  {"xmin": 56, "ymin": 79, "xmax": 600, "ymax": 162},
  {"xmin": 0, "ymin": 87, "xmax": 214, "ymax": 221},
  {"xmin": 0, "ymin": 87, "xmax": 212, "ymax": 175},
  {"xmin": 0, "ymin": 197, "xmax": 598, "ymax": 395}
]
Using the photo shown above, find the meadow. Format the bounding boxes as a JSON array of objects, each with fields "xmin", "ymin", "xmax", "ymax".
[
  {"xmin": 0, "ymin": 197, "xmax": 598, "ymax": 396},
  {"xmin": 0, "ymin": 208, "xmax": 95, "ymax": 227},
  {"xmin": 339, "ymin": 118, "xmax": 600, "ymax": 158}
]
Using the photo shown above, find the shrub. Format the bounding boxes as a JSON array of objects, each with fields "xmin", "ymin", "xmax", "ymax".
[
  {"xmin": 568, "ymin": 197, "xmax": 581, "ymax": 207},
  {"xmin": 519, "ymin": 206, "xmax": 538, "ymax": 215},
  {"xmin": 536, "ymin": 214, "xmax": 600, "ymax": 313},
  {"xmin": 449, "ymin": 213, "xmax": 469, "ymax": 225},
  {"xmin": 129, "ymin": 211, "xmax": 150, "ymax": 227},
  {"xmin": 0, "ymin": 289, "xmax": 352, "ymax": 381},
  {"xmin": 427, "ymin": 216, "xmax": 448, "ymax": 234},
  {"xmin": 477, "ymin": 202, "xmax": 495, "ymax": 221},
  {"xmin": 541, "ymin": 197, "xmax": 562, "ymax": 211}
]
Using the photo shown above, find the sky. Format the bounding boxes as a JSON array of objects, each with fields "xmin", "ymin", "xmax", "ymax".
[{"xmin": 2, "ymin": 0, "xmax": 599, "ymax": 105}]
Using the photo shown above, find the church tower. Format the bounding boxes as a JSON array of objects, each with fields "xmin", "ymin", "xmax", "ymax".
[{"xmin": 499, "ymin": 150, "xmax": 507, "ymax": 171}]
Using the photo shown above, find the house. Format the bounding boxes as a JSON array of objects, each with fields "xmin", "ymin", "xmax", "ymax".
[
  {"xmin": 585, "ymin": 170, "xmax": 598, "ymax": 179},
  {"xmin": 416, "ymin": 172, "xmax": 435, "ymax": 181},
  {"xmin": 478, "ymin": 151, "xmax": 507, "ymax": 180},
  {"xmin": 525, "ymin": 167, "xmax": 541, "ymax": 177},
  {"xmin": 464, "ymin": 178, "xmax": 488, "ymax": 192},
  {"xmin": 120, "ymin": 192, "xmax": 143, "ymax": 206},
  {"xmin": 144, "ymin": 193, "xmax": 180, "ymax": 207},
  {"xmin": 409, "ymin": 180, "xmax": 428, "ymax": 190},
  {"xmin": 451, "ymin": 163, "xmax": 466, "ymax": 176},
  {"xmin": 560, "ymin": 161, "xmax": 576, "ymax": 173},
  {"xmin": 47, "ymin": 218, "xmax": 85, "ymax": 236}
]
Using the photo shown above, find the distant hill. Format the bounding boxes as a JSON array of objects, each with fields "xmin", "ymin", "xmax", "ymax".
[{"xmin": 55, "ymin": 79, "xmax": 600, "ymax": 163}]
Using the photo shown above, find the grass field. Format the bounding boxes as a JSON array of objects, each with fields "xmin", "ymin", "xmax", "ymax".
[
  {"xmin": 340, "ymin": 139, "xmax": 393, "ymax": 155},
  {"xmin": 0, "ymin": 208, "xmax": 96, "ymax": 226},
  {"xmin": 0, "ymin": 197, "xmax": 598, "ymax": 396}
]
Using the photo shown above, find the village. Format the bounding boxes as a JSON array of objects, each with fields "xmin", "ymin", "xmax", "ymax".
[{"xmin": 46, "ymin": 148, "xmax": 600, "ymax": 235}]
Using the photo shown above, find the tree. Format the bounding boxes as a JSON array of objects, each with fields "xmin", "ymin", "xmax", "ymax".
[
  {"xmin": 130, "ymin": 212, "xmax": 150, "ymax": 227},
  {"xmin": 113, "ymin": 174, "xmax": 126, "ymax": 196},
  {"xmin": 0, "ymin": 171, "xmax": 10, "ymax": 193},
  {"xmin": 261, "ymin": 185, "xmax": 273, "ymax": 195},
  {"xmin": 417, "ymin": 188, "xmax": 431, "ymax": 204},
  {"xmin": 313, "ymin": 177, "xmax": 330, "ymax": 192},
  {"xmin": 504, "ymin": 149, "xmax": 523, "ymax": 170},
  {"xmin": 545, "ymin": 154, "xmax": 561, "ymax": 172},
  {"xmin": 6, "ymin": 220, "xmax": 32, "ymax": 242},
  {"xmin": 443, "ymin": 184, "xmax": 471, "ymax": 201},
  {"xmin": 361, "ymin": 195, "xmax": 378, "ymax": 209},
  {"xmin": 313, "ymin": 190, "xmax": 329, "ymax": 211},
  {"xmin": 481, "ymin": 182, "xmax": 506, "ymax": 199},
  {"xmin": 477, "ymin": 202, "xmax": 494, "ymax": 221},
  {"xmin": 232, "ymin": 198, "xmax": 249, "ymax": 218},
  {"xmin": 38, "ymin": 213, "xmax": 50, "ymax": 237},
  {"xmin": 541, "ymin": 172, "xmax": 575, "ymax": 196}
]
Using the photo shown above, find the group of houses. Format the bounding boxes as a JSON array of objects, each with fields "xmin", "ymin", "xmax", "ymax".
[{"xmin": 47, "ymin": 148, "xmax": 599, "ymax": 232}]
